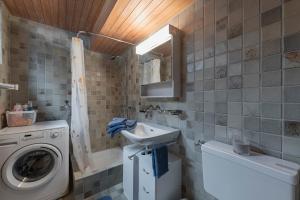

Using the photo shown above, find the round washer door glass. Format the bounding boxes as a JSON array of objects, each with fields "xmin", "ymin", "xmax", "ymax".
[
  {"xmin": 2, "ymin": 144, "xmax": 62, "ymax": 190},
  {"xmin": 13, "ymin": 149, "xmax": 55, "ymax": 182}
]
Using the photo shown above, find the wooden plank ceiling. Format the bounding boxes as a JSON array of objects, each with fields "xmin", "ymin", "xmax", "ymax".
[{"xmin": 4, "ymin": 0, "xmax": 193, "ymax": 55}]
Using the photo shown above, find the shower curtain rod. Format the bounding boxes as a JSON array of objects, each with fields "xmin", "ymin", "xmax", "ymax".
[{"xmin": 76, "ymin": 31, "xmax": 136, "ymax": 46}]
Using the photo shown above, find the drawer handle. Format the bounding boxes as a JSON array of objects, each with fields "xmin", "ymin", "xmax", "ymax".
[
  {"xmin": 143, "ymin": 186, "xmax": 150, "ymax": 194},
  {"xmin": 143, "ymin": 168, "xmax": 150, "ymax": 175}
]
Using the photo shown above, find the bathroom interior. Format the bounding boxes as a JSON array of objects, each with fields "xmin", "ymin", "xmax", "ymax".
[{"xmin": 0, "ymin": 0, "xmax": 300, "ymax": 200}]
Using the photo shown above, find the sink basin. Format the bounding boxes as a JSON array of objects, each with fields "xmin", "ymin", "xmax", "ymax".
[{"xmin": 121, "ymin": 122, "xmax": 180, "ymax": 145}]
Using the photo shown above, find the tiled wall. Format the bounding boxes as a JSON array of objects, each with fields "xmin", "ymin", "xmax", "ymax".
[
  {"xmin": 10, "ymin": 16, "xmax": 72, "ymax": 121},
  {"xmin": 0, "ymin": 2, "xmax": 10, "ymax": 128},
  {"xmin": 85, "ymin": 50, "xmax": 125, "ymax": 152},
  {"xmin": 73, "ymin": 165, "xmax": 123, "ymax": 200},
  {"xmin": 123, "ymin": 0, "xmax": 300, "ymax": 199},
  {"xmin": 9, "ymin": 17, "xmax": 125, "ymax": 152}
]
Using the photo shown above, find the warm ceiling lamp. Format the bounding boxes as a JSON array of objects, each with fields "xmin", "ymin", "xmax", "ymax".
[{"xmin": 136, "ymin": 24, "xmax": 172, "ymax": 55}]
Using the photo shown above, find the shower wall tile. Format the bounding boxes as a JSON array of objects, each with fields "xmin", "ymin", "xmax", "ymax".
[{"xmin": 73, "ymin": 165, "xmax": 123, "ymax": 199}]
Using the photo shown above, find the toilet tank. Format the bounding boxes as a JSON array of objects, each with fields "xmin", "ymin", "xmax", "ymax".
[{"xmin": 202, "ymin": 141, "xmax": 300, "ymax": 200}]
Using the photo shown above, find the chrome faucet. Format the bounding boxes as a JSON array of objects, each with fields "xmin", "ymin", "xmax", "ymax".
[{"xmin": 145, "ymin": 105, "xmax": 154, "ymax": 119}]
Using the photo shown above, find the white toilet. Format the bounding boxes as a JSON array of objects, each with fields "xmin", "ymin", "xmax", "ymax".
[{"xmin": 202, "ymin": 141, "xmax": 300, "ymax": 200}]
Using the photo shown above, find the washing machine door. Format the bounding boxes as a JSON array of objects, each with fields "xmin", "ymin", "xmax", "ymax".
[{"xmin": 1, "ymin": 143, "xmax": 62, "ymax": 190}]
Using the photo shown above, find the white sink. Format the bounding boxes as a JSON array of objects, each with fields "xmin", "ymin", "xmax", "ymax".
[{"xmin": 121, "ymin": 122, "xmax": 180, "ymax": 145}]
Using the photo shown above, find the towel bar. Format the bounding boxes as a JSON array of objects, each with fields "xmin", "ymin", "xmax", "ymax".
[{"xmin": 128, "ymin": 141, "xmax": 177, "ymax": 160}]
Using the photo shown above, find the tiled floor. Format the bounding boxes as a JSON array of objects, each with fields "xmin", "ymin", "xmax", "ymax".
[
  {"xmin": 61, "ymin": 183, "xmax": 127, "ymax": 200},
  {"xmin": 85, "ymin": 183, "xmax": 127, "ymax": 200}
]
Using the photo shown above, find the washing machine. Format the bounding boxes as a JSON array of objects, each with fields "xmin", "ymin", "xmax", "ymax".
[{"xmin": 0, "ymin": 120, "xmax": 69, "ymax": 200}]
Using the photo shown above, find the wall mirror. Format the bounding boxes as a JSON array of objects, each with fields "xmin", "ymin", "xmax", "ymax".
[{"xmin": 136, "ymin": 24, "xmax": 181, "ymax": 98}]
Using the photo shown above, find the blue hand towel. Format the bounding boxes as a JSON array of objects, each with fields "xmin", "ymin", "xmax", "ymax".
[
  {"xmin": 126, "ymin": 119, "xmax": 137, "ymax": 128},
  {"xmin": 109, "ymin": 127, "xmax": 123, "ymax": 137},
  {"xmin": 107, "ymin": 124, "xmax": 126, "ymax": 133},
  {"xmin": 107, "ymin": 117, "xmax": 126, "ymax": 127},
  {"xmin": 152, "ymin": 145, "xmax": 169, "ymax": 178},
  {"xmin": 106, "ymin": 118, "xmax": 137, "ymax": 137}
]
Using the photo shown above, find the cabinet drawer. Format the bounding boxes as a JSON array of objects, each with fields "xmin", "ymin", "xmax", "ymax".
[
  {"xmin": 139, "ymin": 158, "xmax": 155, "ymax": 200},
  {"xmin": 139, "ymin": 171, "xmax": 155, "ymax": 200},
  {"xmin": 139, "ymin": 184, "xmax": 155, "ymax": 200}
]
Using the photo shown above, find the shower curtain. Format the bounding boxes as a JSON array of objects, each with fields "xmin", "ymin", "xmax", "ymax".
[{"xmin": 71, "ymin": 37, "xmax": 93, "ymax": 172}]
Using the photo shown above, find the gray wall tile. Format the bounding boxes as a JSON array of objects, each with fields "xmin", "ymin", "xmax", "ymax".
[
  {"xmin": 261, "ymin": 87, "xmax": 282, "ymax": 103},
  {"xmin": 284, "ymin": 32, "xmax": 300, "ymax": 52},
  {"xmin": 243, "ymin": 59, "xmax": 260, "ymax": 74},
  {"xmin": 283, "ymin": 137, "xmax": 300, "ymax": 157},
  {"xmin": 215, "ymin": 65, "xmax": 227, "ymax": 79},
  {"xmin": 228, "ymin": 102, "xmax": 242, "ymax": 115},
  {"xmin": 262, "ymin": 118, "xmax": 282, "ymax": 135},
  {"xmin": 262, "ymin": 70, "xmax": 281, "ymax": 87},
  {"xmin": 215, "ymin": 102, "xmax": 228, "ymax": 114},
  {"xmin": 216, "ymin": 114, "xmax": 228, "ymax": 126},
  {"xmin": 284, "ymin": 104, "xmax": 300, "ymax": 121},
  {"xmin": 228, "ymin": 115, "xmax": 242, "ymax": 129},
  {"xmin": 284, "ymin": 68, "xmax": 300, "ymax": 86},
  {"xmin": 284, "ymin": 121, "xmax": 300, "ymax": 137},
  {"xmin": 215, "ymin": 78, "xmax": 227, "ymax": 89},
  {"xmin": 244, "ymin": 116, "xmax": 260, "ymax": 131},
  {"xmin": 284, "ymin": 86, "xmax": 300, "ymax": 103},
  {"xmin": 261, "ymin": 6, "xmax": 282, "ymax": 27},
  {"xmin": 262, "ymin": 54, "xmax": 282, "ymax": 72},
  {"xmin": 262, "ymin": 39, "xmax": 281, "ymax": 57},
  {"xmin": 243, "ymin": 74, "xmax": 260, "ymax": 88},
  {"xmin": 243, "ymin": 103, "xmax": 260, "ymax": 116},
  {"xmin": 262, "ymin": 103, "xmax": 282, "ymax": 119},
  {"xmin": 228, "ymin": 62, "xmax": 242, "ymax": 76},
  {"xmin": 260, "ymin": 133, "xmax": 282, "ymax": 152},
  {"xmin": 243, "ymin": 88, "xmax": 260, "ymax": 102},
  {"xmin": 229, "ymin": 75, "xmax": 242, "ymax": 89}
]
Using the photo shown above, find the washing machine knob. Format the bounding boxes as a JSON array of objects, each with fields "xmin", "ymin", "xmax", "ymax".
[{"xmin": 50, "ymin": 132, "xmax": 59, "ymax": 138}]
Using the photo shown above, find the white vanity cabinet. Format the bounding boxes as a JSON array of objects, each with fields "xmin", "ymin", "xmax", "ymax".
[
  {"xmin": 138, "ymin": 152, "xmax": 182, "ymax": 200},
  {"xmin": 123, "ymin": 145, "xmax": 141, "ymax": 200}
]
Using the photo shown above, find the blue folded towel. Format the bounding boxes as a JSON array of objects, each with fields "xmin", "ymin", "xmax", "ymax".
[
  {"xmin": 152, "ymin": 145, "xmax": 169, "ymax": 178},
  {"xmin": 107, "ymin": 124, "xmax": 126, "ymax": 133},
  {"xmin": 106, "ymin": 118, "xmax": 137, "ymax": 137},
  {"xmin": 126, "ymin": 119, "xmax": 137, "ymax": 128},
  {"xmin": 107, "ymin": 117, "xmax": 127, "ymax": 127}
]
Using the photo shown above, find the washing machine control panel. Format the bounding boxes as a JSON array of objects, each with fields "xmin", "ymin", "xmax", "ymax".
[
  {"xmin": 50, "ymin": 131, "xmax": 60, "ymax": 138},
  {"xmin": 22, "ymin": 131, "xmax": 44, "ymax": 141},
  {"xmin": 48, "ymin": 128, "xmax": 66, "ymax": 139}
]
